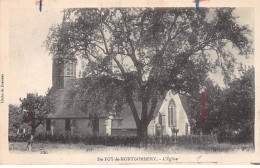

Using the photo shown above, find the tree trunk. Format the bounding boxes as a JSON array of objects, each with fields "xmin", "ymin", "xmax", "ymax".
[
  {"xmin": 137, "ymin": 122, "xmax": 149, "ymax": 148},
  {"xmin": 27, "ymin": 104, "xmax": 36, "ymax": 150},
  {"xmin": 27, "ymin": 125, "xmax": 36, "ymax": 150},
  {"xmin": 124, "ymin": 84, "xmax": 157, "ymax": 148}
]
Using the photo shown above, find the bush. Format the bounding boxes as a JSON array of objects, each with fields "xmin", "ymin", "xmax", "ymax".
[
  {"xmin": 8, "ymin": 134, "xmax": 30, "ymax": 142},
  {"xmin": 217, "ymin": 127, "xmax": 254, "ymax": 144},
  {"xmin": 147, "ymin": 135, "xmax": 217, "ymax": 146},
  {"xmin": 9, "ymin": 133, "xmax": 217, "ymax": 147}
]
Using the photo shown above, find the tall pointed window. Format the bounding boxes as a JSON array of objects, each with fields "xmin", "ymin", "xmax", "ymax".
[{"xmin": 168, "ymin": 99, "xmax": 177, "ymax": 127}]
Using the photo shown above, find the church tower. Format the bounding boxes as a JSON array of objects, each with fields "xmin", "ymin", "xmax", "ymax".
[
  {"xmin": 52, "ymin": 11, "xmax": 77, "ymax": 89},
  {"xmin": 52, "ymin": 55, "xmax": 77, "ymax": 89}
]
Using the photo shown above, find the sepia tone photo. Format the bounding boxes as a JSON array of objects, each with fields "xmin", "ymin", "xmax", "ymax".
[{"xmin": 1, "ymin": 0, "xmax": 260, "ymax": 165}]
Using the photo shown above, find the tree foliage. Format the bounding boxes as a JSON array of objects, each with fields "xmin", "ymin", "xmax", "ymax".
[
  {"xmin": 64, "ymin": 77, "xmax": 126, "ymax": 116},
  {"xmin": 187, "ymin": 66, "xmax": 254, "ymax": 143},
  {"xmin": 218, "ymin": 66, "xmax": 254, "ymax": 143},
  {"xmin": 19, "ymin": 89, "xmax": 53, "ymax": 135},
  {"xmin": 186, "ymin": 78, "xmax": 223, "ymax": 134},
  {"xmin": 9, "ymin": 104, "xmax": 23, "ymax": 134},
  {"xmin": 45, "ymin": 8, "xmax": 252, "ymax": 142}
]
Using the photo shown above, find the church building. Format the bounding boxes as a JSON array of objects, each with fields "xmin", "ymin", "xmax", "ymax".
[{"xmin": 46, "ymin": 55, "xmax": 191, "ymax": 136}]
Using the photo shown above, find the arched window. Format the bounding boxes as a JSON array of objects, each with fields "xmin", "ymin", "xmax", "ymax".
[{"xmin": 168, "ymin": 99, "xmax": 177, "ymax": 127}]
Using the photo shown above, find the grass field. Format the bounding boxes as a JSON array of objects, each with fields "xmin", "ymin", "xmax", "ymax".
[{"xmin": 9, "ymin": 142, "xmax": 254, "ymax": 154}]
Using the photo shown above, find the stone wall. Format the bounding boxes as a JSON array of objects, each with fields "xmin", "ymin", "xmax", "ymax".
[{"xmin": 45, "ymin": 118, "xmax": 110, "ymax": 136}]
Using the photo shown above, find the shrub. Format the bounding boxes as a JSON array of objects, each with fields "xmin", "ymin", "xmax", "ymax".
[
  {"xmin": 217, "ymin": 127, "xmax": 254, "ymax": 144},
  {"xmin": 9, "ymin": 133, "xmax": 217, "ymax": 147},
  {"xmin": 146, "ymin": 135, "xmax": 217, "ymax": 146},
  {"xmin": 8, "ymin": 134, "xmax": 30, "ymax": 142}
]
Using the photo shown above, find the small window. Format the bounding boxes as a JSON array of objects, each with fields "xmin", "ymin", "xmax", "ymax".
[
  {"xmin": 46, "ymin": 119, "xmax": 51, "ymax": 131},
  {"xmin": 66, "ymin": 63, "xmax": 73, "ymax": 76},
  {"xmin": 58, "ymin": 79, "xmax": 61, "ymax": 88},
  {"xmin": 65, "ymin": 119, "xmax": 71, "ymax": 131}
]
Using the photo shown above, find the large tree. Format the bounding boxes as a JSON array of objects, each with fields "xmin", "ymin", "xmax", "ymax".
[
  {"xmin": 186, "ymin": 78, "xmax": 224, "ymax": 135},
  {"xmin": 45, "ymin": 8, "xmax": 252, "ymax": 143},
  {"xmin": 19, "ymin": 90, "xmax": 53, "ymax": 149},
  {"xmin": 186, "ymin": 66, "xmax": 254, "ymax": 144},
  {"xmin": 218, "ymin": 66, "xmax": 255, "ymax": 143}
]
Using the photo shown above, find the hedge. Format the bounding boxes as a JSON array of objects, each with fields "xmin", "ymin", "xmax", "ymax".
[{"xmin": 9, "ymin": 133, "xmax": 217, "ymax": 146}]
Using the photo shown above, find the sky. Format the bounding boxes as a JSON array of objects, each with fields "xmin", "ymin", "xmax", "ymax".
[
  {"xmin": 9, "ymin": 8, "xmax": 63, "ymax": 105},
  {"xmin": 8, "ymin": 8, "xmax": 254, "ymax": 105}
]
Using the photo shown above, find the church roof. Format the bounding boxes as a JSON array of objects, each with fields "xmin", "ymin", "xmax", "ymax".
[
  {"xmin": 47, "ymin": 77, "xmax": 190, "ymax": 126},
  {"xmin": 48, "ymin": 108, "xmax": 88, "ymax": 119},
  {"xmin": 47, "ymin": 77, "xmax": 164, "ymax": 122},
  {"xmin": 47, "ymin": 78, "xmax": 113, "ymax": 119},
  {"xmin": 47, "ymin": 79, "xmax": 89, "ymax": 119}
]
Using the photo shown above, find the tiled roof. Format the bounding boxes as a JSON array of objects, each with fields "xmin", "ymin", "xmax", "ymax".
[
  {"xmin": 47, "ymin": 79, "xmax": 89, "ymax": 119},
  {"xmin": 47, "ymin": 77, "xmax": 189, "ymax": 125},
  {"xmin": 49, "ymin": 109, "xmax": 88, "ymax": 119},
  {"xmin": 47, "ymin": 78, "xmax": 111, "ymax": 119}
]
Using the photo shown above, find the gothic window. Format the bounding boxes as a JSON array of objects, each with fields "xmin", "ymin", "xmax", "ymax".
[{"xmin": 168, "ymin": 99, "xmax": 177, "ymax": 127}]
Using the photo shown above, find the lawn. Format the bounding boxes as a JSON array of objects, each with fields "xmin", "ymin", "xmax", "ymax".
[{"xmin": 9, "ymin": 142, "xmax": 254, "ymax": 154}]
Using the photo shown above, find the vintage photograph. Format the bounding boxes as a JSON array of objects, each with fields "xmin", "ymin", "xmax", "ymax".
[{"xmin": 5, "ymin": 5, "xmax": 257, "ymax": 164}]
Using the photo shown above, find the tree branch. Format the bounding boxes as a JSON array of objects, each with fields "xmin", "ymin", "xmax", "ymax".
[
  {"xmin": 88, "ymin": 42, "xmax": 107, "ymax": 54},
  {"xmin": 112, "ymin": 56, "xmax": 127, "ymax": 77},
  {"xmin": 124, "ymin": 89, "xmax": 141, "ymax": 127},
  {"xmin": 119, "ymin": 9, "xmax": 143, "ymax": 85}
]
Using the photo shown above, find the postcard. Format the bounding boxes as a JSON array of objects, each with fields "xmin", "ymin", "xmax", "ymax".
[{"xmin": 0, "ymin": 0, "xmax": 259, "ymax": 165}]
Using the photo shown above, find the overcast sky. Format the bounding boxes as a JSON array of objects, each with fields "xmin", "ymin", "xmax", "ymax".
[{"xmin": 9, "ymin": 8, "xmax": 254, "ymax": 105}]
